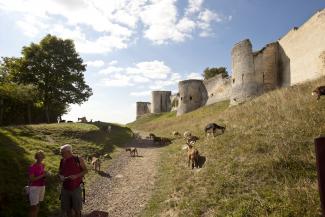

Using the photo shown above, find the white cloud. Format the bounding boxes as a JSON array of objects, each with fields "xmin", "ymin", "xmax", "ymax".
[
  {"xmin": 0, "ymin": 0, "xmax": 231, "ymax": 51},
  {"xmin": 108, "ymin": 60, "xmax": 118, "ymax": 66},
  {"xmin": 199, "ymin": 9, "xmax": 221, "ymax": 23},
  {"xmin": 186, "ymin": 0, "xmax": 204, "ymax": 15},
  {"xmin": 176, "ymin": 17, "xmax": 196, "ymax": 34},
  {"xmin": 197, "ymin": 9, "xmax": 223, "ymax": 37},
  {"xmin": 98, "ymin": 60, "xmax": 183, "ymax": 92},
  {"xmin": 132, "ymin": 60, "xmax": 172, "ymax": 79},
  {"xmin": 16, "ymin": 15, "xmax": 49, "ymax": 37},
  {"xmin": 140, "ymin": 0, "xmax": 181, "ymax": 44},
  {"xmin": 76, "ymin": 35, "xmax": 130, "ymax": 54},
  {"xmin": 99, "ymin": 66, "xmax": 124, "ymax": 75},
  {"xmin": 85, "ymin": 60, "xmax": 105, "ymax": 68}
]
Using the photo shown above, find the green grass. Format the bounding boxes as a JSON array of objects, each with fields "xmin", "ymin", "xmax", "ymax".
[
  {"xmin": 129, "ymin": 76, "xmax": 325, "ymax": 217},
  {"xmin": 0, "ymin": 122, "xmax": 133, "ymax": 217}
]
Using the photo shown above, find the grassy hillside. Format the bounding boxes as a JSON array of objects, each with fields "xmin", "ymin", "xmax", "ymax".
[
  {"xmin": 0, "ymin": 122, "xmax": 133, "ymax": 217},
  {"xmin": 129, "ymin": 76, "xmax": 325, "ymax": 217}
]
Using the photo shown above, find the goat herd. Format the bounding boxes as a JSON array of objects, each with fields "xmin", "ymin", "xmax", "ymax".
[
  {"xmin": 145, "ymin": 123, "xmax": 226, "ymax": 170},
  {"xmin": 83, "ymin": 121, "xmax": 226, "ymax": 175}
]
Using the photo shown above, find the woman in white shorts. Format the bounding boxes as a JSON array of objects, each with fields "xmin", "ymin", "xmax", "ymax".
[{"xmin": 28, "ymin": 150, "xmax": 47, "ymax": 217}]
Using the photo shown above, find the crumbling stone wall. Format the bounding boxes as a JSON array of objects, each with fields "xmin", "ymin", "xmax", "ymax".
[
  {"xmin": 253, "ymin": 42, "xmax": 279, "ymax": 94},
  {"xmin": 278, "ymin": 9, "xmax": 325, "ymax": 85},
  {"xmin": 170, "ymin": 93, "xmax": 179, "ymax": 111},
  {"xmin": 136, "ymin": 102, "xmax": 151, "ymax": 119},
  {"xmin": 203, "ymin": 74, "xmax": 231, "ymax": 105},
  {"xmin": 151, "ymin": 91, "xmax": 171, "ymax": 113}
]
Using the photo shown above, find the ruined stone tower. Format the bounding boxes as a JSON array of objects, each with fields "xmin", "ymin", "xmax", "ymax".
[
  {"xmin": 151, "ymin": 91, "xmax": 171, "ymax": 113},
  {"xmin": 230, "ymin": 39, "xmax": 257, "ymax": 105},
  {"xmin": 177, "ymin": 80, "xmax": 208, "ymax": 116},
  {"xmin": 136, "ymin": 102, "xmax": 151, "ymax": 119},
  {"xmin": 230, "ymin": 39, "xmax": 280, "ymax": 105}
]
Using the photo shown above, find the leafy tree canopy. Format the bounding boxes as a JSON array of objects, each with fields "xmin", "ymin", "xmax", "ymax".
[
  {"xmin": 7, "ymin": 34, "xmax": 93, "ymax": 122},
  {"xmin": 0, "ymin": 83, "xmax": 37, "ymax": 103},
  {"xmin": 202, "ymin": 67, "xmax": 229, "ymax": 80}
]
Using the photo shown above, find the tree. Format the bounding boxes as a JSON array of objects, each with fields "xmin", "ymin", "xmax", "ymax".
[
  {"xmin": 202, "ymin": 67, "xmax": 229, "ymax": 80},
  {"xmin": 0, "ymin": 83, "xmax": 38, "ymax": 125},
  {"xmin": 11, "ymin": 34, "xmax": 92, "ymax": 123}
]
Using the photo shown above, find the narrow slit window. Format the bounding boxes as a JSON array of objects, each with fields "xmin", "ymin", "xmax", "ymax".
[{"xmin": 263, "ymin": 73, "xmax": 265, "ymax": 84}]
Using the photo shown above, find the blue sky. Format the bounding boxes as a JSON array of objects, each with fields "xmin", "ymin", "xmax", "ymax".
[{"xmin": 0, "ymin": 0, "xmax": 324, "ymax": 124}]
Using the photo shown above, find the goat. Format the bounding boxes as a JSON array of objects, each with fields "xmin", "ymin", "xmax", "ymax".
[
  {"xmin": 186, "ymin": 135, "xmax": 199, "ymax": 144},
  {"xmin": 85, "ymin": 155, "xmax": 92, "ymax": 163},
  {"xmin": 183, "ymin": 131, "xmax": 192, "ymax": 140},
  {"xmin": 91, "ymin": 157, "xmax": 101, "ymax": 172},
  {"xmin": 78, "ymin": 117, "xmax": 87, "ymax": 123},
  {"xmin": 204, "ymin": 123, "xmax": 226, "ymax": 137},
  {"xmin": 125, "ymin": 148, "xmax": 138, "ymax": 157},
  {"xmin": 185, "ymin": 143, "xmax": 199, "ymax": 169},
  {"xmin": 312, "ymin": 86, "xmax": 325, "ymax": 101},
  {"xmin": 172, "ymin": 131, "xmax": 181, "ymax": 137},
  {"xmin": 149, "ymin": 133, "xmax": 156, "ymax": 140}
]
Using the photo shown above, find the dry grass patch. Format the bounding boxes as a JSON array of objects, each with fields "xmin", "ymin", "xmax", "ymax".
[{"xmin": 131, "ymin": 77, "xmax": 325, "ymax": 217}]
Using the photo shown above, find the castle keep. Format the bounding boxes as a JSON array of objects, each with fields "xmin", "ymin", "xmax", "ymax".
[
  {"xmin": 177, "ymin": 80, "xmax": 208, "ymax": 116},
  {"xmin": 136, "ymin": 9, "xmax": 325, "ymax": 118}
]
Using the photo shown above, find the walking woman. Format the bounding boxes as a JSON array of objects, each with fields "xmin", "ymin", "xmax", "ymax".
[{"xmin": 28, "ymin": 150, "xmax": 47, "ymax": 217}]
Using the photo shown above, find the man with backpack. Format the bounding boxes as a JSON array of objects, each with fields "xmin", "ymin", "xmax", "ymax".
[{"xmin": 59, "ymin": 144, "xmax": 88, "ymax": 217}]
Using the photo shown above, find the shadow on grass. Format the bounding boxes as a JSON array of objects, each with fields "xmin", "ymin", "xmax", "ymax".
[
  {"xmin": 0, "ymin": 130, "xmax": 33, "ymax": 217},
  {"xmin": 53, "ymin": 122, "xmax": 134, "ymax": 157},
  {"xmin": 198, "ymin": 155, "xmax": 206, "ymax": 168},
  {"xmin": 97, "ymin": 171, "xmax": 111, "ymax": 178}
]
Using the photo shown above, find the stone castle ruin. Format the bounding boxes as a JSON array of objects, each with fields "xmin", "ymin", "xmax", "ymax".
[
  {"xmin": 136, "ymin": 102, "xmax": 151, "ymax": 119},
  {"xmin": 177, "ymin": 80, "xmax": 208, "ymax": 116},
  {"xmin": 151, "ymin": 91, "xmax": 171, "ymax": 114},
  {"xmin": 136, "ymin": 9, "xmax": 325, "ymax": 118}
]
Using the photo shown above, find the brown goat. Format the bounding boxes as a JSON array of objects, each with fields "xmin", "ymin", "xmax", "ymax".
[
  {"xmin": 91, "ymin": 157, "xmax": 101, "ymax": 172},
  {"xmin": 186, "ymin": 143, "xmax": 199, "ymax": 169},
  {"xmin": 183, "ymin": 131, "xmax": 192, "ymax": 139},
  {"xmin": 125, "ymin": 147, "xmax": 138, "ymax": 157},
  {"xmin": 172, "ymin": 131, "xmax": 181, "ymax": 137},
  {"xmin": 186, "ymin": 135, "xmax": 199, "ymax": 144},
  {"xmin": 312, "ymin": 86, "xmax": 325, "ymax": 101}
]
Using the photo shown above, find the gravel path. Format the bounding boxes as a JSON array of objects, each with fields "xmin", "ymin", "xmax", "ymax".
[{"xmin": 82, "ymin": 136, "xmax": 162, "ymax": 217}]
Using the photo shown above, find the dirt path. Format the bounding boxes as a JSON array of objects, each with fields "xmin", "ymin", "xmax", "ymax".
[{"xmin": 82, "ymin": 135, "xmax": 162, "ymax": 217}]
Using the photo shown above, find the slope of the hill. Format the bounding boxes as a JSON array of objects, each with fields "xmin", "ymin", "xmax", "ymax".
[
  {"xmin": 128, "ymin": 77, "xmax": 325, "ymax": 217},
  {"xmin": 0, "ymin": 122, "xmax": 133, "ymax": 217}
]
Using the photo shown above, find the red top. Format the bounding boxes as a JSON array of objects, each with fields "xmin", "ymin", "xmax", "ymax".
[
  {"xmin": 60, "ymin": 156, "xmax": 82, "ymax": 191},
  {"xmin": 28, "ymin": 163, "xmax": 45, "ymax": 186}
]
